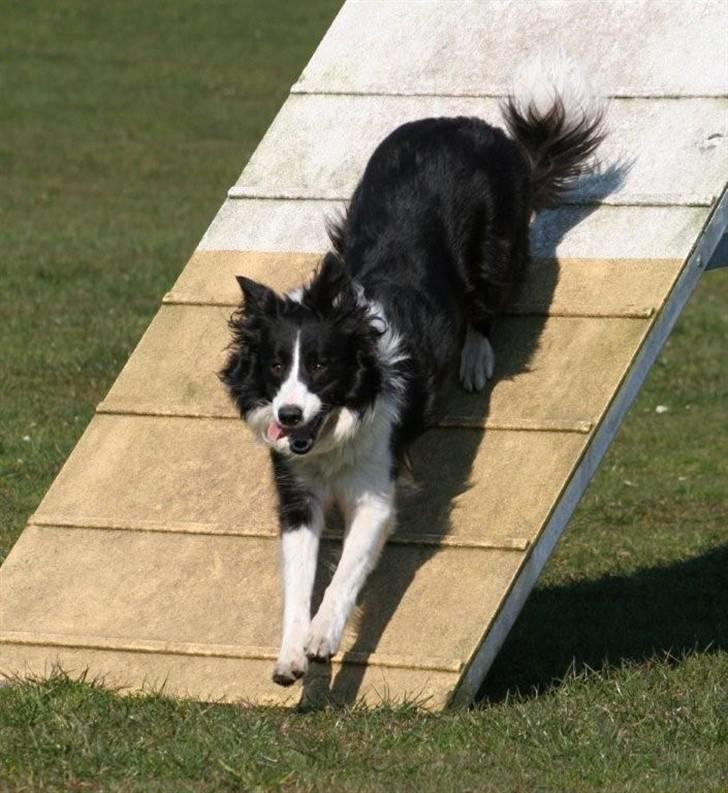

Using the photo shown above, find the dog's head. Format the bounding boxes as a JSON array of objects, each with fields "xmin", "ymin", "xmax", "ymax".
[{"xmin": 220, "ymin": 254, "xmax": 382, "ymax": 457}]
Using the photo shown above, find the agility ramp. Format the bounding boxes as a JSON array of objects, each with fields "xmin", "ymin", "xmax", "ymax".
[{"xmin": 1, "ymin": 1, "xmax": 726, "ymax": 709}]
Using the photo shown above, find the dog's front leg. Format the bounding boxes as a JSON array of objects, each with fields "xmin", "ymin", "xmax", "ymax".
[
  {"xmin": 460, "ymin": 323, "xmax": 495, "ymax": 392},
  {"xmin": 273, "ymin": 502, "xmax": 323, "ymax": 687},
  {"xmin": 305, "ymin": 468, "xmax": 394, "ymax": 661}
]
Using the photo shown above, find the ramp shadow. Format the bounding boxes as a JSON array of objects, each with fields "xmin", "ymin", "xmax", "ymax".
[
  {"xmin": 478, "ymin": 544, "xmax": 728, "ymax": 703},
  {"xmin": 299, "ymin": 198, "xmax": 616, "ymax": 708}
]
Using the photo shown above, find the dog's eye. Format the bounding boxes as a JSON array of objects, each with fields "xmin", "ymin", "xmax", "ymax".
[
  {"xmin": 311, "ymin": 359, "xmax": 328, "ymax": 373},
  {"xmin": 270, "ymin": 361, "xmax": 283, "ymax": 376}
]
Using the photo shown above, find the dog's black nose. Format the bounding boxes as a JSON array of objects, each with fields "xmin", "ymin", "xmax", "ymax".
[{"xmin": 278, "ymin": 405, "xmax": 303, "ymax": 426}]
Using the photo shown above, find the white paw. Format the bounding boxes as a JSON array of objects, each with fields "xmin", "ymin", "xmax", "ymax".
[
  {"xmin": 304, "ymin": 606, "xmax": 345, "ymax": 661},
  {"xmin": 272, "ymin": 647, "xmax": 308, "ymax": 687},
  {"xmin": 459, "ymin": 326, "xmax": 495, "ymax": 392}
]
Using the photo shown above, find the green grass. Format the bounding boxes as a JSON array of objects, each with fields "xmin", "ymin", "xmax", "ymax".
[
  {"xmin": 1, "ymin": 654, "xmax": 725, "ymax": 792},
  {"xmin": 1, "ymin": 1, "xmax": 727, "ymax": 790}
]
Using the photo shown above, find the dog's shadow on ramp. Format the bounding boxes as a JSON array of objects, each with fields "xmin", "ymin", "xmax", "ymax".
[{"xmin": 299, "ymin": 190, "xmax": 619, "ymax": 708}]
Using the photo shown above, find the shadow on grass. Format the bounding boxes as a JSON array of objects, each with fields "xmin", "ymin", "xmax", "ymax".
[{"xmin": 478, "ymin": 543, "xmax": 728, "ymax": 703}]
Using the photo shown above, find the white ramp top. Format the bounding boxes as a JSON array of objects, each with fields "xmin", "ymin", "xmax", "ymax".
[{"xmin": 294, "ymin": 0, "xmax": 727, "ymax": 98}]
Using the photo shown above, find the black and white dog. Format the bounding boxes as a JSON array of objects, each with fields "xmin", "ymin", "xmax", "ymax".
[{"xmin": 221, "ymin": 56, "xmax": 605, "ymax": 686}]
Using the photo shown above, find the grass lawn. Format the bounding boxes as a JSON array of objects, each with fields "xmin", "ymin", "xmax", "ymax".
[{"xmin": 1, "ymin": 2, "xmax": 726, "ymax": 790}]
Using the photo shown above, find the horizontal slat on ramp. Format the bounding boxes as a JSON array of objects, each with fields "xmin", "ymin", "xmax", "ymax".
[
  {"xmin": 228, "ymin": 95, "xmax": 728, "ymax": 206},
  {"xmin": 0, "ymin": 525, "xmax": 522, "ymax": 663},
  {"xmin": 199, "ymin": 201, "xmax": 710, "ymax": 260},
  {"xmin": 0, "ymin": 643, "xmax": 458, "ymax": 709},
  {"xmin": 30, "ymin": 415, "xmax": 586, "ymax": 550},
  {"xmin": 97, "ymin": 303, "xmax": 651, "ymax": 429},
  {"xmin": 294, "ymin": 0, "xmax": 727, "ymax": 98},
  {"xmin": 0, "ymin": 524, "xmax": 522, "ymax": 707},
  {"xmin": 94, "ymin": 254, "xmax": 679, "ymax": 432},
  {"xmin": 165, "ymin": 251, "xmax": 682, "ymax": 315}
]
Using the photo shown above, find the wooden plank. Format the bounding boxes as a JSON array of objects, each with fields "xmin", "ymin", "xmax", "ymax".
[
  {"xmin": 0, "ymin": 641, "xmax": 459, "ymax": 708},
  {"xmin": 30, "ymin": 415, "xmax": 587, "ymax": 550},
  {"xmin": 229, "ymin": 95, "xmax": 728, "ymax": 206},
  {"xmin": 198, "ymin": 200, "xmax": 710, "ymax": 261},
  {"xmin": 295, "ymin": 0, "xmax": 728, "ymax": 98},
  {"xmin": 167, "ymin": 251, "xmax": 683, "ymax": 315},
  {"xmin": 98, "ymin": 304, "xmax": 652, "ymax": 429},
  {"xmin": 0, "ymin": 525, "xmax": 522, "ymax": 697},
  {"xmin": 511, "ymin": 258, "xmax": 682, "ymax": 318},
  {"xmin": 198, "ymin": 198, "xmax": 338, "ymax": 253},
  {"xmin": 168, "ymin": 250, "xmax": 321, "ymax": 306},
  {"xmin": 529, "ymin": 206, "xmax": 709, "ymax": 262}
]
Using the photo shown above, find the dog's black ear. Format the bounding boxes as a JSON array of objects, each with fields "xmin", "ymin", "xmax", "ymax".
[
  {"xmin": 305, "ymin": 253, "xmax": 354, "ymax": 313},
  {"xmin": 235, "ymin": 275, "xmax": 278, "ymax": 314}
]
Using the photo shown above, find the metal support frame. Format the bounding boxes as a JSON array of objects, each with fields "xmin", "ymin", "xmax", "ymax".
[{"xmin": 706, "ymin": 233, "xmax": 728, "ymax": 270}]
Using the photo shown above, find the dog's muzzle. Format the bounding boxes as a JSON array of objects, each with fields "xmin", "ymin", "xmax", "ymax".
[{"xmin": 267, "ymin": 413, "xmax": 324, "ymax": 456}]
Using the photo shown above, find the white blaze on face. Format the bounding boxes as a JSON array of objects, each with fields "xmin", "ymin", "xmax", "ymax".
[{"xmin": 272, "ymin": 331, "xmax": 322, "ymax": 425}]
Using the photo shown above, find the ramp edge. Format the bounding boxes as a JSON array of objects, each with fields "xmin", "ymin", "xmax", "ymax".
[{"xmin": 450, "ymin": 185, "xmax": 728, "ymax": 707}]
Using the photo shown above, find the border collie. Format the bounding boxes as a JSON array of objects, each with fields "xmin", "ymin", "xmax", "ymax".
[{"xmin": 221, "ymin": 54, "xmax": 605, "ymax": 686}]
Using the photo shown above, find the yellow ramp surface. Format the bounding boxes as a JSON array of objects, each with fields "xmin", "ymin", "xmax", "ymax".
[{"xmin": 0, "ymin": 251, "xmax": 699, "ymax": 708}]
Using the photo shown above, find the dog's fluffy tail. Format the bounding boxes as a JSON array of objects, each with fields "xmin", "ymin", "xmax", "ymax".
[{"xmin": 501, "ymin": 51, "xmax": 606, "ymax": 211}]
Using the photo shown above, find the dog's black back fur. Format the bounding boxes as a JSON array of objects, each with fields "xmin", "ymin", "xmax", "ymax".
[{"xmin": 329, "ymin": 116, "xmax": 531, "ymax": 452}]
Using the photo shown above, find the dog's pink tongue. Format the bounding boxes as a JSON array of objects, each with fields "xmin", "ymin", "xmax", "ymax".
[{"xmin": 267, "ymin": 421, "xmax": 285, "ymax": 442}]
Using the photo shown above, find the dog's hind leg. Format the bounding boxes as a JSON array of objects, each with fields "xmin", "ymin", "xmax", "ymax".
[{"xmin": 305, "ymin": 461, "xmax": 395, "ymax": 661}]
